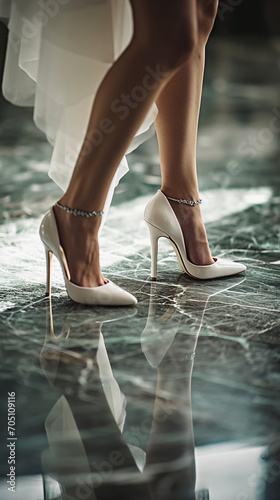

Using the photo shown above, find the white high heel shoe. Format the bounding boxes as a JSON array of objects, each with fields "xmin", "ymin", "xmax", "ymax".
[
  {"xmin": 144, "ymin": 190, "xmax": 247, "ymax": 280},
  {"xmin": 39, "ymin": 208, "xmax": 137, "ymax": 306}
]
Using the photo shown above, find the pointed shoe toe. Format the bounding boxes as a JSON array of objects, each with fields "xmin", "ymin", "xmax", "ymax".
[
  {"xmin": 66, "ymin": 280, "xmax": 138, "ymax": 306},
  {"xmin": 186, "ymin": 257, "xmax": 247, "ymax": 280},
  {"xmin": 213, "ymin": 258, "xmax": 247, "ymax": 277}
]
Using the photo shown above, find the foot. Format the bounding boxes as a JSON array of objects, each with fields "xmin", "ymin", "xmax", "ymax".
[
  {"xmin": 53, "ymin": 204, "xmax": 107, "ymax": 288},
  {"xmin": 163, "ymin": 192, "xmax": 215, "ymax": 266}
]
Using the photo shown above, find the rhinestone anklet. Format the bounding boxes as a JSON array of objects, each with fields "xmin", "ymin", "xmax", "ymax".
[
  {"xmin": 56, "ymin": 202, "xmax": 104, "ymax": 217},
  {"xmin": 166, "ymin": 195, "xmax": 202, "ymax": 206}
]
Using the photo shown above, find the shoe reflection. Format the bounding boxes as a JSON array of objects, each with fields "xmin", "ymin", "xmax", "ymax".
[
  {"xmin": 41, "ymin": 299, "xmax": 146, "ymax": 500},
  {"xmin": 40, "ymin": 279, "xmax": 245, "ymax": 500},
  {"xmin": 141, "ymin": 278, "xmax": 217, "ymax": 500}
]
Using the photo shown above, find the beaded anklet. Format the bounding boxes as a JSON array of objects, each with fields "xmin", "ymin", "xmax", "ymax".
[
  {"xmin": 166, "ymin": 196, "xmax": 202, "ymax": 206},
  {"xmin": 56, "ymin": 202, "xmax": 104, "ymax": 217}
]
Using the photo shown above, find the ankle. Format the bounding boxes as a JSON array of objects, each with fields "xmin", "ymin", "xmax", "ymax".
[
  {"xmin": 161, "ymin": 186, "xmax": 200, "ymax": 202},
  {"xmin": 53, "ymin": 203, "xmax": 102, "ymax": 236},
  {"xmin": 58, "ymin": 189, "xmax": 105, "ymax": 214}
]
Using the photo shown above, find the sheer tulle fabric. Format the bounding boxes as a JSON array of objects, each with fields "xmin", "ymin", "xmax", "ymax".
[{"xmin": 0, "ymin": 0, "xmax": 157, "ymax": 217}]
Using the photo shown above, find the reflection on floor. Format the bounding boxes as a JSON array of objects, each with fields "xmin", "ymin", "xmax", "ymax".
[{"xmin": 0, "ymin": 37, "xmax": 280, "ymax": 500}]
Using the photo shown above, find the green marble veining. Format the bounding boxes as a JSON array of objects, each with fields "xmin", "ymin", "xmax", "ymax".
[{"xmin": 0, "ymin": 38, "xmax": 280, "ymax": 500}]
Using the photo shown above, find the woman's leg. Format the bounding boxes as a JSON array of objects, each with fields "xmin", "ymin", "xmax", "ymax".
[
  {"xmin": 54, "ymin": 0, "xmax": 197, "ymax": 288},
  {"xmin": 156, "ymin": 0, "xmax": 219, "ymax": 265}
]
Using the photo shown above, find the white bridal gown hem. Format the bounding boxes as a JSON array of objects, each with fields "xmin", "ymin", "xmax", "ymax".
[{"xmin": 0, "ymin": 0, "xmax": 158, "ymax": 227}]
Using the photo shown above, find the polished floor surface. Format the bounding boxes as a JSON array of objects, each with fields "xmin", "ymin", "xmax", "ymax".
[{"xmin": 0, "ymin": 38, "xmax": 280, "ymax": 500}]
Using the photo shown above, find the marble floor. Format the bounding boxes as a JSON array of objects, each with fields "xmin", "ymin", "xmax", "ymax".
[{"xmin": 0, "ymin": 38, "xmax": 280, "ymax": 500}]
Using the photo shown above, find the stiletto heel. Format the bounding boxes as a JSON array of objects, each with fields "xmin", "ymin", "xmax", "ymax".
[
  {"xmin": 45, "ymin": 247, "xmax": 53, "ymax": 297},
  {"xmin": 144, "ymin": 190, "xmax": 247, "ymax": 280},
  {"xmin": 39, "ymin": 208, "xmax": 137, "ymax": 306},
  {"xmin": 146, "ymin": 223, "xmax": 166, "ymax": 281}
]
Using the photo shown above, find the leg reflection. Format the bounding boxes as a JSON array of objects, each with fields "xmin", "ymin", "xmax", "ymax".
[
  {"xmin": 142, "ymin": 279, "xmax": 212, "ymax": 500},
  {"xmin": 40, "ymin": 299, "xmax": 150, "ymax": 500},
  {"xmin": 141, "ymin": 276, "xmax": 246, "ymax": 499},
  {"xmin": 41, "ymin": 278, "xmax": 246, "ymax": 499}
]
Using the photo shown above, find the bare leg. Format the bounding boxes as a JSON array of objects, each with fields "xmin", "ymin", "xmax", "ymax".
[
  {"xmin": 157, "ymin": 0, "xmax": 219, "ymax": 265},
  {"xmin": 53, "ymin": 0, "xmax": 197, "ymax": 287}
]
